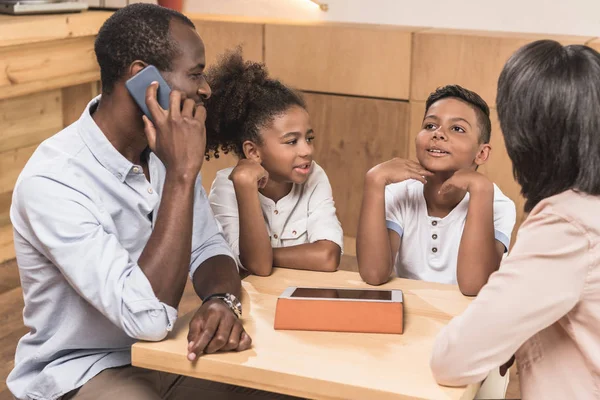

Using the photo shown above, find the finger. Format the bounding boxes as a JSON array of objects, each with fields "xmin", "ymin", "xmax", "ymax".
[
  {"xmin": 205, "ymin": 314, "xmax": 234, "ymax": 354},
  {"xmin": 408, "ymin": 163, "xmax": 434, "ymax": 177},
  {"xmin": 194, "ymin": 104, "xmax": 207, "ymax": 123},
  {"xmin": 187, "ymin": 312, "xmax": 205, "ymax": 353},
  {"xmin": 169, "ymin": 90, "xmax": 183, "ymax": 119},
  {"xmin": 144, "ymin": 82, "xmax": 164, "ymax": 122},
  {"xmin": 405, "ymin": 171, "xmax": 429, "ymax": 185},
  {"xmin": 258, "ymin": 176, "xmax": 268, "ymax": 189},
  {"xmin": 439, "ymin": 182, "xmax": 453, "ymax": 195},
  {"xmin": 237, "ymin": 330, "xmax": 252, "ymax": 351},
  {"xmin": 221, "ymin": 321, "xmax": 243, "ymax": 352},
  {"xmin": 188, "ymin": 312, "xmax": 219, "ymax": 360},
  {"xmin": 142, "ymin": 116, "xmax": 157, "ymax": 151},
  {"xmin": 181, "ymin": 98, "xmax": 195, "ymax": 118}
]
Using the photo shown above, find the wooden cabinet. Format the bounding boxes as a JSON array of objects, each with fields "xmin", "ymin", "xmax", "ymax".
[
  {"xmin": 265, "ymin": 24, "xmax": 413, "ymax": 99},
  {"xmin": 304, "ymin": 93, "xmax": 411, "ymax": 237}
]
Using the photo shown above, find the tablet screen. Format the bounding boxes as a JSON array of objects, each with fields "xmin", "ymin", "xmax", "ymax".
[{"xmin": 290, "ymin": 287, "xmax": 392, "ymax": 301}]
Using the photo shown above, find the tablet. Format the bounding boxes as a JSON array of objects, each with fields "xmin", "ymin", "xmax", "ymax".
[
  {"xmin": 281, "ymin": 286, "xmax": 403, "ymax": 302},
  {"xmin": 275, "ymin": 286, "xmax": 404, "ymax": 334}
]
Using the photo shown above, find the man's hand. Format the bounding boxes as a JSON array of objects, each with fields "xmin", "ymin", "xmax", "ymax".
[
  {"xmin": 143, "ymin": 82, "xmax": 206, "ymax": 179},
  {"xmin": 439, "ymin": 170, "xmax": 493, "ymax": 196},
  {"xmin": 186, "ymin": 299, "xmax": 252, "ymax": 360},
  {"xmin": 366, "ymin": 158, "xmax": 433, "ymax": 187},
  {"xmin": 229, "ymin": 159, "xmax": 269, "ymax": 189}
]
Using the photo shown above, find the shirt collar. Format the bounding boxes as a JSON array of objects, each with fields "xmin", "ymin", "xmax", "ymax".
[{"xmin": 77, "ymin": 95, "xmax": 135, "ymax": 183}]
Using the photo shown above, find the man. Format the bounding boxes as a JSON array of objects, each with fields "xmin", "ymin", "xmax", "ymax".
[{"xmin": 7, "ymin": 5, "xmax": 285, "ymax": 399}]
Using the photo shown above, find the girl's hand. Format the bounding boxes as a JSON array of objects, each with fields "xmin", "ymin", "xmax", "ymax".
[{"xmin": 229, "ymin": 159, "xmax": 269, "ymax": 189}]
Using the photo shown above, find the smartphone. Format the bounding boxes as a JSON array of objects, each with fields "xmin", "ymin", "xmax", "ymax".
[{"xmin": 125, "ymin": 65, "xmax": 171, "ymax": 123}]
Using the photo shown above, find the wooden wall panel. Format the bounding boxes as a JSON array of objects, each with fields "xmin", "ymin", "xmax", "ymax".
[
  {"xmin": 0, "ymin": 225, "xmax": 15, "ymax": 264},
  {"xmin": 0, "ymin": 37, "xmax": 99, "ymax": 101},
  {"xmin": 200, "ymin": 153, "xmax": 238, "ymax": 194},
  {"xmin": 193, "ymin": 20, "xmax": 264, "ymax": 65},
  {"xmin": 0, "ymin": 90, "xmax": 62, "ymax": 154},
  {"xmin": 0, "ymin": 144, "xmax": 38, "ymax": 195},
  {"xmin": 62, "ymin": 83, "xmax": 98, "ymax": 127},
  {"xmin": 408, "ymin": 101, "xmax": 524, "ymax": 243},
  {"xmin": 0, "ymin": 11, "xmax": 111, "ymax": 47},
  {"xmin": 411, "ymin": 31, "xmax": 593, "ymax": 105},
  {"xmin": 304, "ymin": 93, "xmax": 411, "ymax": 237},
  {"xmin": 0, "ymin": 191, "xmax": 10, "ymax": 227},
  {"xmin": 265, "ymin": 25, "xmax": 412, "ymax": 99},
  {"xmin": 587, "ymin": 38, "xmax": 600, "ymax": 52}
]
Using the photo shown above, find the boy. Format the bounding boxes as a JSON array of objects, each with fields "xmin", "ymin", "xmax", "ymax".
[{"xmin": 356, "ymin": 85, "xmax": 516, "ymax": 296}]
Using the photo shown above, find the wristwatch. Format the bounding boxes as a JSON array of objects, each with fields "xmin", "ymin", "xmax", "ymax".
[{"xmin": 203, "ymin": 293, "xmax": 242, "ymax": 319}]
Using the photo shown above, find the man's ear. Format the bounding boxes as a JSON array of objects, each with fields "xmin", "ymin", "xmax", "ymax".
[
  {"xmin": 128, "ymin": 60, "xmax": 148, "ymax": 79},
  {"xmin": 242, "ymin": 140, "xmax": 262, "ymax": 162},
  {"xmin": 474, "ymin": 143, "xmax": 492, "ymax": 166}
]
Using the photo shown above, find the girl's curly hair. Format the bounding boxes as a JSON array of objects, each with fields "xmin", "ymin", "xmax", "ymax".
[{"xmin": 204, "ymin": 48, "xmax": 306, "ymax": 160}]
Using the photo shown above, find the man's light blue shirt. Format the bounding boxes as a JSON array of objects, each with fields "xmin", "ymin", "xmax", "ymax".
[{"xmin": 7, "ymin": 97, "xmax": 235, "ymax": 400}]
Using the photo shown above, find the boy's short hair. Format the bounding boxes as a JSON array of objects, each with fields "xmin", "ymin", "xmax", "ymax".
[
  {"xmin": 425, "ymin": 85, "xmax": 492, "ymax": 144},
  {"xmin": 497, "ymin": 40, "xmax": 600, "ymax": 212},
  {"xmin": 94, "ymin": 4, "xmax": 195, "ymax": 95}
]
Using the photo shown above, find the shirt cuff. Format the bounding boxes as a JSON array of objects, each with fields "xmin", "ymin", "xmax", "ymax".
[
  {"xmin": 309, "ymin": 229, "xmax": 344, "ymax": 254},
  {"xmin": 494, "ymin": 230, "xmax": 510, "ymax": 253},
  {"xmin": 386, "ymin": 220, "xmax": 404, "ymax": 237},
  {"xmin": 189, "ymin": 245, "xmax": 238, "ymax": 280}
]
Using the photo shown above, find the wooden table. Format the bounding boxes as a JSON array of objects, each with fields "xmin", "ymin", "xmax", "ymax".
[{"xmin": 132, "ymin": 268, "xmax": 478, "ymax": 400}]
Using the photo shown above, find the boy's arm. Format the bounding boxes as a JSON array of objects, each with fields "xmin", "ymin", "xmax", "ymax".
[
  {"xmin": 273, "ymin": 241, "xmax": 341, "ymax": 272},
  {"xmin": 357, "ymin": 160, "xmax": 432, "ymax": 285},
  {"xmin": 357, "ymin": 174, "xmax": 397, "ymax": 285},
  {"xmin": 440, "ymin": 171, "xmax": 503, "ymax": 296},
  {"xmin": 231, "ymin": 160, "xmax": 273, "ymax": 276}
]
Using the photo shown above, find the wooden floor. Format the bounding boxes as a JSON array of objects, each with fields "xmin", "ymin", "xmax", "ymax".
[{"xmin": 0, "ymin": 256, "xmax": 520, "ymax": 400}]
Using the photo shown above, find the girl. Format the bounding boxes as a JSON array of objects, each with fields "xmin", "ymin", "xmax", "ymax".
[
  {"xmin": 430, "ymin": 40, "xmax": 600, "ymax": 399},
  {"xmin": 204, "ymin": 50, "xmax": 343, "ymax": 276}
]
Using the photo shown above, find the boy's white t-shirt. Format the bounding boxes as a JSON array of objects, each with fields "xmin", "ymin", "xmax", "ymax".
[
  {"xmin": 209, "ymin": 161, "xmax": 344, "ymax": 268},
  {"xmin": 385, "ymin": 179, "xmax": 516, "ymax": 284}
]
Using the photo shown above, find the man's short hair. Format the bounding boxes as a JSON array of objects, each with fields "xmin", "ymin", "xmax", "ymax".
[{"xmin": 94, "ymin": 4, "xmax": 195, "ymax": 95}]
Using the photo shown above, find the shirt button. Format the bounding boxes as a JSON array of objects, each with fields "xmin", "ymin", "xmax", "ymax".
[
  {"xmin": 432, "ymin": 234, "xmax": 438, "ymax": 240},
  {"xmin": 432, "ymin": 221, "xmax": 438, "ymax": 226},
  {"xmin": 273, "ymin": 234, "xmax": 279, "ymax": 239},
  {"xmin": 274, "ymin": 210, "xmax": 279, "ymax": 215},
  {"xmin": 432, "ymin": 247, "xmax": 438, "ymax": 253},
  {"xmin": 147, "ymin": 187, "xmax": 154, "ymax": 194},
  {"xmin": 133, "ymin": 166, "xmax": 140, "ymax": 173},
  {"xmin": 116, "ymin": 173, "xmax": 122, "ymax": 179},
  {"xmin": 292, "ymin": 230, "xmax": 297, "ymax": 235}
]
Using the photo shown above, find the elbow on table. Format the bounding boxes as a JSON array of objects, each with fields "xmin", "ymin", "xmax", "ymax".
[
  {"xmin": 430, "ymin": 354, "xmax": 470, "ymax": 387},
  {"xmin": 458, "ymin": 281, "xmax": 483, "ymax": 297},
  {"xmin": 124, "ymin": 317, "xmax": 171, "ymax": 342},
  {"xmin": 244, "ymin": 261, "xmax": 273, "ymax": 277},
  {"xmin": 320, "ymin": 245, "xmax": 341, "ymax": 272},
  {"xmin": 358, "ymin": 269, "xmax": 389, "ymax": 286}
]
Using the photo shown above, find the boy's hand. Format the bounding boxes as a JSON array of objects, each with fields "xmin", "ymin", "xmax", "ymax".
[
  {"xmin": 229, "ymin": 159, "xmax": 269, "ymax": 189},
  {"xmin": 366, "ymin": 158, "xmax": 433, "ymax": 187},
  {"xmin": 143, "ymin": 83, "xmax": 206, "ymax": 179},
  {"xmin": 439, "ymin": 170, "xmax": 493, "ymax": 196}
]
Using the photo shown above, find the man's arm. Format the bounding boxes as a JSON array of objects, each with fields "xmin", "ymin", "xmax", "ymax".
[
  {"xmin": 186, "ymin": 254, "xmax": 251, "ymax": 359},
  {"xmin": 136, "ymin": 87, "xmax": 209, "ymax": 307}
]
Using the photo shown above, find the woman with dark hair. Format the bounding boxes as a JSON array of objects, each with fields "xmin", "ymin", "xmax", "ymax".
[{"xmin": 430, "ymin": 40, "xmax": 600, "ymax": 399}]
